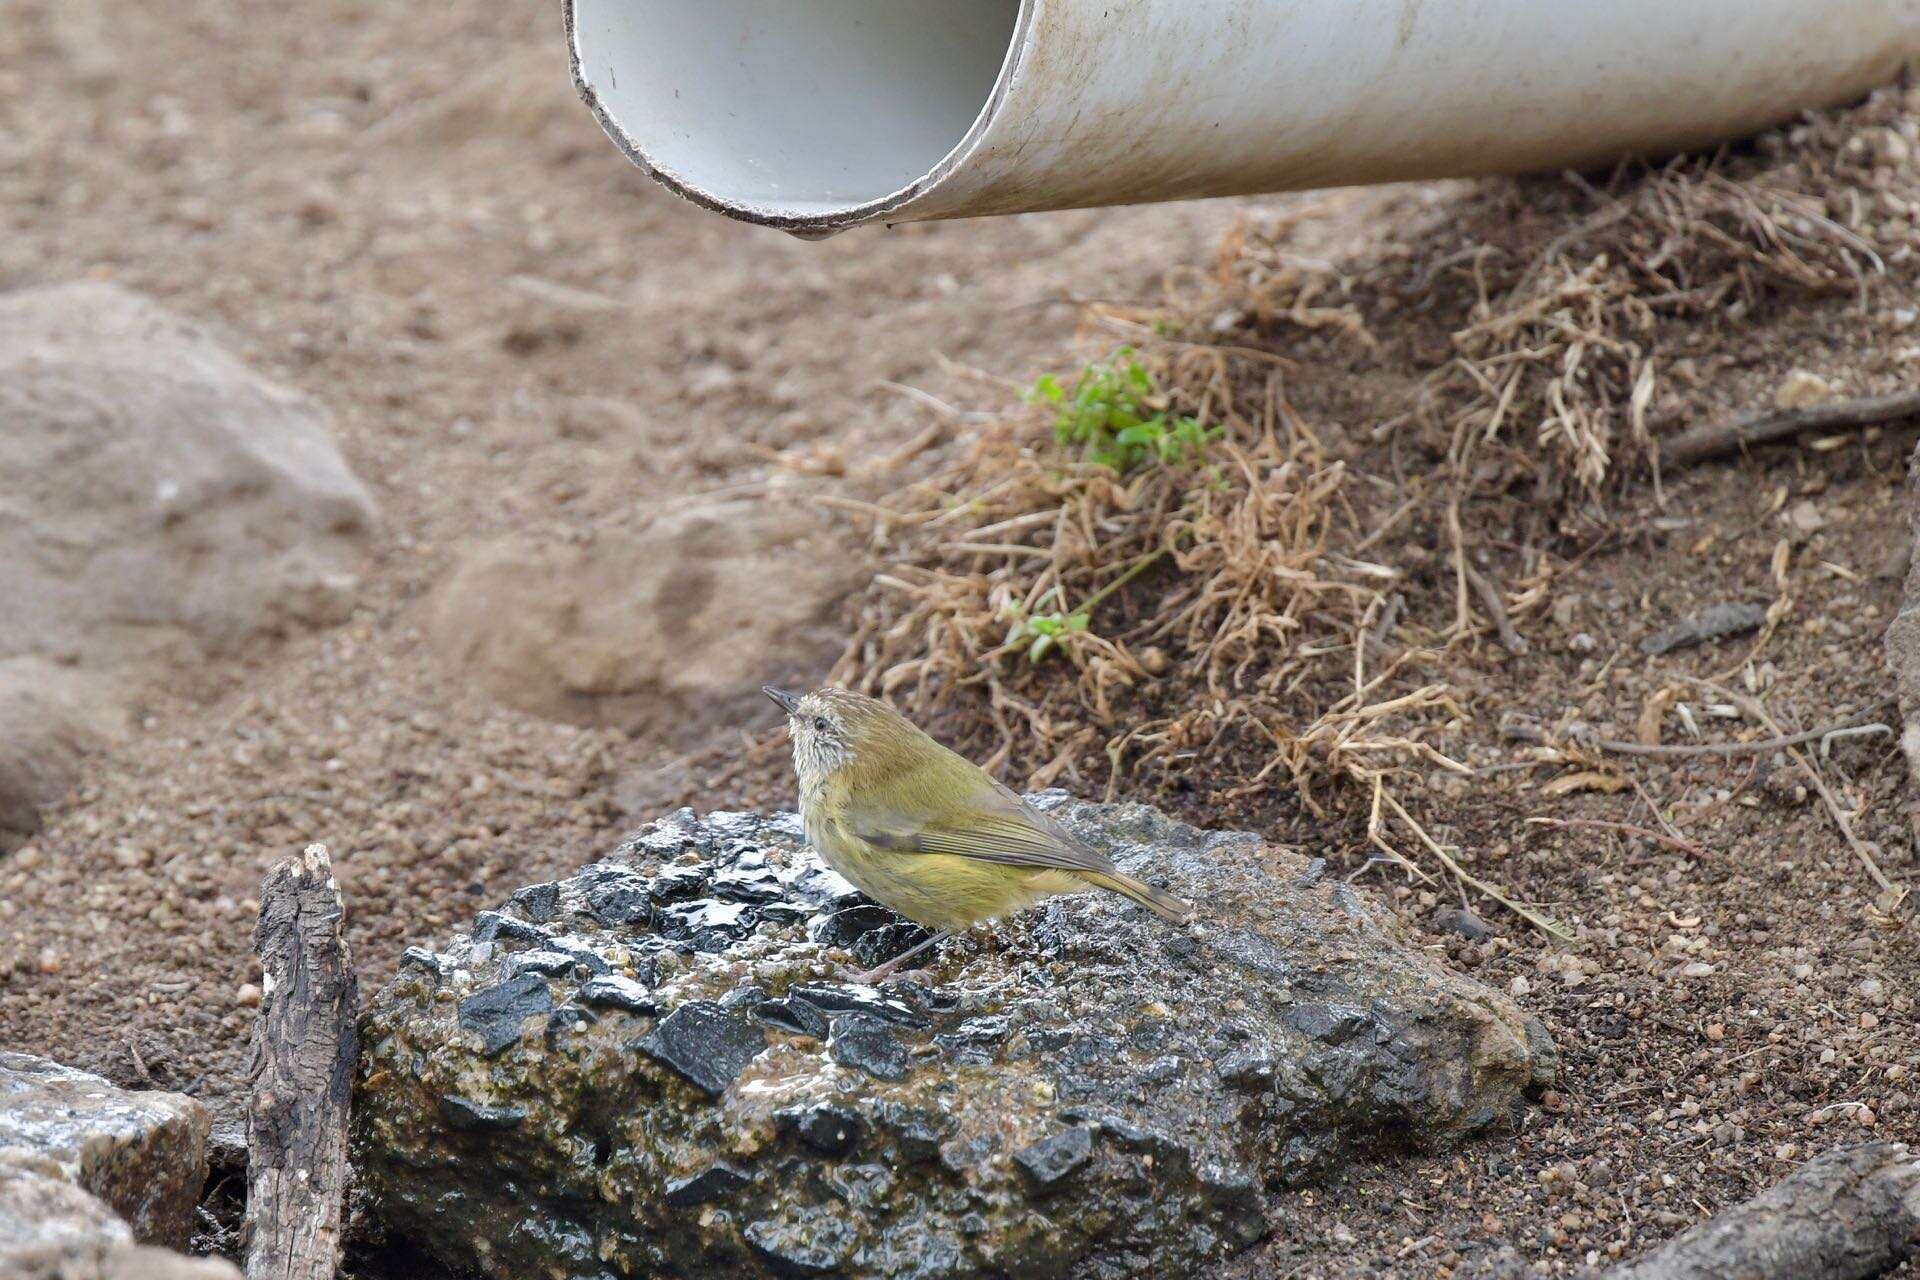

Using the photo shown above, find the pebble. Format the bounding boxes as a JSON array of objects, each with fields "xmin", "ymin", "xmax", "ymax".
[
  {"xmin": 1014, "ymin": 1127, "xmax": 1094, "ymax": 1194},
  {"xmin": 636, "ymin": 1001, "xmax": 766, "ymax": 1098},
  {"xmin": 827, "ymin": 1014, "xmax": 911, "ymax": 1082},
  {"xmin": 235, "ymin": 983, "xmax": 262, "ymax": 1008},
  {"xmin": 456, "ymin": 974, "xmax": 554, "ymax": 1057},
  {"xmin": 778, "ymin": 1102, "xmax": 864, "ymax": 1157}
]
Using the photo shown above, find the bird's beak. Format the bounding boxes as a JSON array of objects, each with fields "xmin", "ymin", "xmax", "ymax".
[{"xmin": 762, "ymin": 686, "xmax": 802, "ymax": 716}]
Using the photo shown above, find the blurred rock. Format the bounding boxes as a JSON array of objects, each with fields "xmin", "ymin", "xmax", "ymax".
[
  {"xmin": 1887, "ymin": 438, "xmax": 1920, "ymax": 788},
  {"xmin": 0, "ymin": 1154, "xmax": 130, "ymax": 1263},
  {"xmin": 0, "ymin": 1153, "xmax": 238, "ymax": 1277},
  {"xmin": 357, "ymin": 798, "xmax": 1553, "ymax": 1280},
  {"xmin": 0, "ymin": 283, "xmax": 379, "ymax": 843},
  {"xmin": 0, "ymin": 1052, "xmax": 211, "ymax": 1249},
  {"xmin": 427, "ymin": 500, "xmax": 855, "ymax": 735}
]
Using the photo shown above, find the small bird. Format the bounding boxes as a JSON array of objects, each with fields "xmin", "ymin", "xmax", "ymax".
[{"xmin": 764, "ymin": 685, "xmax": 1192, "ymax": 983}]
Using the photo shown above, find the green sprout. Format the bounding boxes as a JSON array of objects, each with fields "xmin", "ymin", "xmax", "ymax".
[
  {"xmin": 1000, "ymin": 552, "xmax": 1164, "ymax": 664},
  {"xmin": 1027, "ymin": 349, "xmax": 1220, "ymax": 473}
]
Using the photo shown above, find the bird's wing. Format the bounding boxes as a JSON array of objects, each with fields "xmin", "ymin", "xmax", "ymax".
[{"xmin": 845, "ymin": 769, "xmax": 1116, "ymax": 875}]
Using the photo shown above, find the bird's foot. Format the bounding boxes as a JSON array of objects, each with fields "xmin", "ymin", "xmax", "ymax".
[{"xmin": 850, "ymin": 929, "xmax": 950, "ymax": 985}]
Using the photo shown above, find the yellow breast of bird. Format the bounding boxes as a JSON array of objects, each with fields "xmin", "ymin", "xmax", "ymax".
[{"xmin": 801, "ymin": 796, "xmax": 1075, "ymax": 933}]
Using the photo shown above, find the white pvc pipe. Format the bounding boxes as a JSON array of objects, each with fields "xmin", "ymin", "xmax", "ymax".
[{"xmin": 565, "ymin": 1, "xmax": 1920, "ymax": 234}]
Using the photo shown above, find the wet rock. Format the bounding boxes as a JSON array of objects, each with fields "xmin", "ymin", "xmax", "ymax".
[
  {"xmin": 578, "ymin": 974, "xmax": 657, "ymax": 1015},
  {"xmin": 583, "ymin": 873, "xmax": 655, "ymax": 928},
  {"xmin": 850, "ymin": 922, "xmax": 934, "ymax": 971},
  {"xmin": 509, "ymin": 881, "xmax": 562, "ymax": 923},
  {"xmin": 0, "ymin": 1153, "xmax": 131, "ymax": 1262},
  {"xmin": 744, "ymin": 1212, "xmax": 855, "ymax": 1278},
  {"xmin": 828, "ymin": 1015, "xmax": 910, "ymax": 1082},
  {"xmin": 754, "ymin": 996, "xmax": 830, "ymax": 1039},
  {"xmin": 457, "ymin": 974, "xmax": 554, "ymax": 1057},
  {"xmin": 437, "ymin": 1097, "xmax": 527, "ymax": 1134},
  {"xmin": 636, "ymin": 1002, "xmax": 766, "ymax": 1098},
  {"xmin": 0, "ymin": 1053, "xmax": 209, "ymax": 1249},
  {"xmin": 1014, "ymin": 1127, "xmax": 1094, "ymax": 1194},
  {"xmin": 786, "ymin": 983, "xmax": 927, "ymax": 1029},
  {"xmin": 665, "ymin": 1164, "xmax": 751, "ymax": 1208},
  {"xmin": 356, "ymin": 798, "xmax": 1553, "ymax": 1280},
  {"xmin": 777, "ymin": 1103, "xmax": 864, "ymax": 1157}
]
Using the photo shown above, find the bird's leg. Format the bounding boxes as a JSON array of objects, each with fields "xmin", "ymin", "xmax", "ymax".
[{"xmin": 852, "ymin": 929, "xmax": 951, "ymax": 985}]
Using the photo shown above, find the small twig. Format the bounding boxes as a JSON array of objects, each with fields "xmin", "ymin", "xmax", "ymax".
[
  {"xmin": 1381, "ymin": 791, "xmax": 1572, "ymax": 941},
  {"xmin": 1679, "ymin": 679, "xmax": 1896, "ymax": 896},
  {"xmin": 1661, "ymin": 389, "xmax": 1920, "ymax": 467},
  {"xmin": 1580, "ymin": 698, "xmax": 1895, "ymax": 758},
  {"xmin": 1526, "ymin": 818, "xmax": 1709, "ymax": 860},
  {"xmin": 1464, "ymin": 564, "xmax": 1529, "ymax": 655}
]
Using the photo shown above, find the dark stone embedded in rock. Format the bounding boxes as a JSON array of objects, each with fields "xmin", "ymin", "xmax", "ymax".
[
  {"xmin": 851, "ymin": 922, "xmax": 934, "ymax": 971},
  {"xmin": 646, "ymin": 862, "xmax": 710, "ymax": 903},
  {"xmin": 810, "ymin": 903, "xmax": 903, "ymax": 949},
  {"xmin": 456, "ymin": 974, "xmax": 553, "ymax": 1057},
  {"xmin": 874, "ymin": 1101, "xmax": 950, "ymax": 1163},
  {"xmin": 777, "ymin": 1103, "xmax": 864, "ymax": 1157},
  {"xmin": 1218, "ymin": 1047, "xmax": 1279, "ymax": 1091},
  {"xmin": 786, "ymin": 982, "xmax": 928, "ymax": 1029},
  {"xmin": 510, "ymin": 881, "xmax": 561, "ymax": 923},
  {"xmin": 657, "ymin": 899, "xmax": 757, "ymax": 951},
  {"xmin": 399, "ymin": 947, "xmax": 449, "ymax": 979},
  {"xmin": 578, "ymin": 975, "xmax": 657, "ymax": 1015},
  {"xmin": 754, "ymin": 996, "xmax": 829, "ymax": 1039},
  {"xmin": 635, "ymin": 1001, "xmax": 765, "ymax": 1098},
  {"xmin": 744, "ymin": 1213, "xmax": 855, "ymax": 1278},
  {"xmin": 471, "ymin": 910, "xmax": 551, "ymax": 948},
  {"xmin": 504, "ymin": 949, "xmax": 588, "ymax": 978},
  {"xmin": 664, "ymin": 1163, "xmax": 751, "ymax": 1208},
  {"xmin": 437, "ymin": 1096, "xmax": 527, "ymax": 1133},
  {"xmin": 355, "ymin": 797, "xmax": 1554, "ymax": 1280},
  {"xmin": 826, "ymin": 1015, "xmax": 910, "ymax": 1082},
  {"xmin": 937, "ymin": 1014, "xmax": 1012, "ymax": 1066},
  {"xmin": 708, "ymin": 866, "xmax": 785, "ymax": 904},
  {"xmin": 1015, "ymin": 1126, "xmax": 1095, "ymax": 1193},
  {"xmin": 583, "ymin": 874, "xmax": 654, "ymax": 929}
]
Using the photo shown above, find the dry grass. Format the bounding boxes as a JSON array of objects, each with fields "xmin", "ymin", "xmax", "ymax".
[{"xmin": 826, "ymin": 85, "xmax": 1920, "ymax": 936}]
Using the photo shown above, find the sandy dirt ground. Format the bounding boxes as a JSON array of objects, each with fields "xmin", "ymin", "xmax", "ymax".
[
  {"xmin": 0, "ymin": 0, "xmax": 1250, "ymax": 1103},
  {"xmin": 3, "ymin": 3, "xmax": 1920, "ymax": 1278}
]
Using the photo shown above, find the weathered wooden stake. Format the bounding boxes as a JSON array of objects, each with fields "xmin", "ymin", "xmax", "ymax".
[
  {"xmin": 243, "ymin": 843, "xmax": 358, "ymax": 1280},
  {"xmin": 1607, "ymin": 1142, "xmax": 1920, "ymax": 1280}
]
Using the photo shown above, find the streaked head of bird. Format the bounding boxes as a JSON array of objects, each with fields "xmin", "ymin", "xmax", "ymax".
[{"xmin": 763, "ymin": 685, "xmax": 865, "ymax": 789}]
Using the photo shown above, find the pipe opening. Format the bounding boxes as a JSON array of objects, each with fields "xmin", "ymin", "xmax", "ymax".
[{"xmin": 569, "ymin": 0, "xmax": 1022, "ymax": 221}]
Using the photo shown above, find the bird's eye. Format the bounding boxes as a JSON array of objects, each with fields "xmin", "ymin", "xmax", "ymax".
[{"xmin": 813, "ymin": 717, "xmax": 830, "ymax": 733}]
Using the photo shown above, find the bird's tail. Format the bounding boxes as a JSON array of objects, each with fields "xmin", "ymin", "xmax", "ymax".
[{"xmin": 1079, "ymin": 870, "xmax": 1193, "ymax": 924}]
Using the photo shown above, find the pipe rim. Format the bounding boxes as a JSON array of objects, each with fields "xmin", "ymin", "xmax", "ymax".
[{"xmin": 561, "ymin": 0, "xmax": 1031, "ymax": 233}]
